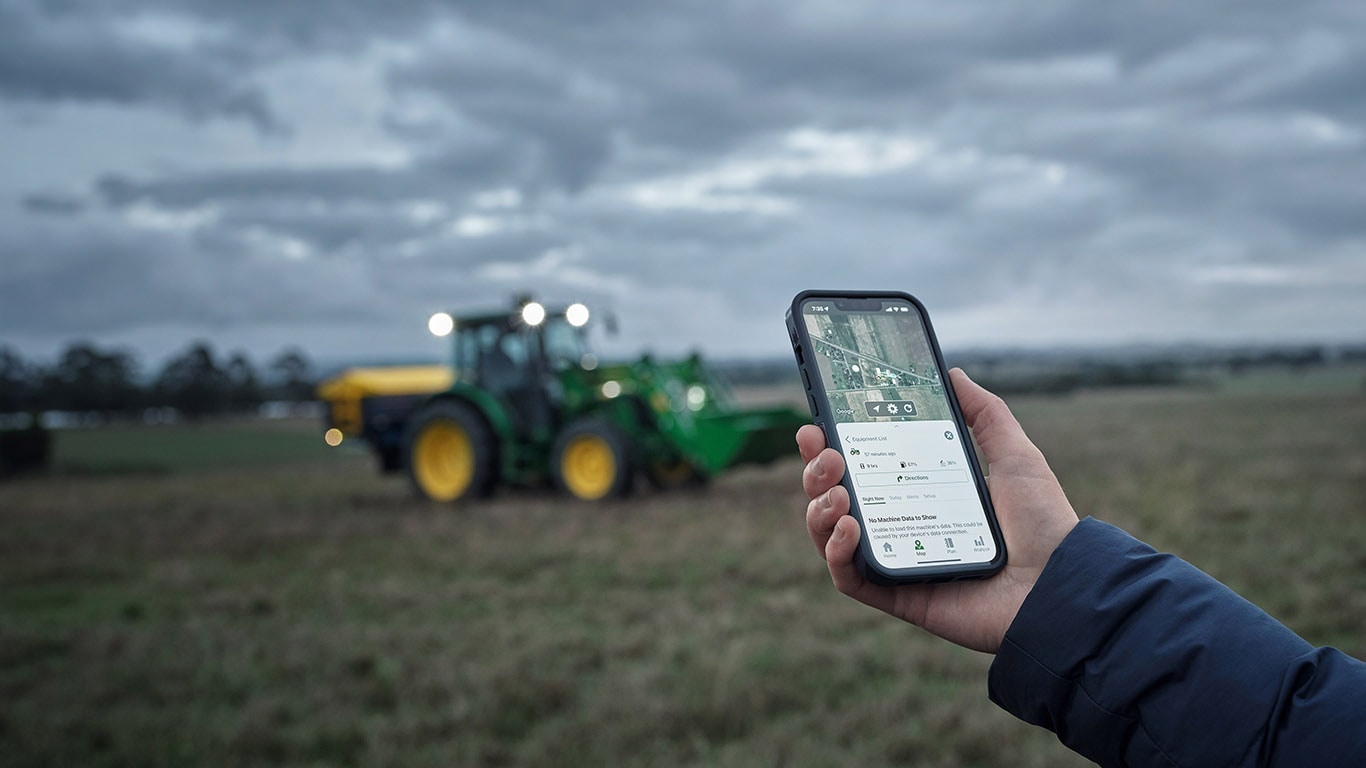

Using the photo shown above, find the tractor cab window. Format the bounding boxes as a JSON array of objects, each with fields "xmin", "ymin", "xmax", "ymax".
[
  {"xmin": 542, "ymin": 317, "xmax": 589, "ymax": 370},
  {"xmin": 452, "ymin": 323, "xmax": 532, "ymax": 391},
  {"xmin": 477, "ymin": 325, "xmax": 531, "ymax": 390}
]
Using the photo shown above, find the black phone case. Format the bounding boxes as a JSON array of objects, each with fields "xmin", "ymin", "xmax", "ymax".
[{"xmin": 785, "ymin": 290, "xmax": 1007, "ymax": 585}]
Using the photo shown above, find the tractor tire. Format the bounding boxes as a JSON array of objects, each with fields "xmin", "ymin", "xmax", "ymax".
[
  {"xmin": 404, "ymin": 401, "xmax": 497, "ymax": 502},
  {"xmin": 552, "ymin": 419, "xmax": 635, "ymax": 501}
]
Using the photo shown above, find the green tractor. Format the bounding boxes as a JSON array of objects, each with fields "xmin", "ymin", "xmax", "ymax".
[{"xmin": 317, "ymin": 297, "xmax": 806, "ymax": 502}]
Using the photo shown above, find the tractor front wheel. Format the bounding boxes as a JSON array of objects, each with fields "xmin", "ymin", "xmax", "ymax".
[
  {"xmin": 553, "ymin": 420, "xmax": 635, "ymax": 501},
  {"xmin": 404, "ymin": 401, "xmax": 497, "ymax": 502}
]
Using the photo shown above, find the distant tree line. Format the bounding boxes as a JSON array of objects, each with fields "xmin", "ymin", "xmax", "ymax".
[
  {"xmin": 0, "ymin": 341, "xmax": 317, "ymax": 421},
  {"xmin": 963, "ymin": 361, "xmax": 1184, "ymax": 396},
  {"xmin": 959, "ymin": 344, "xmax": 1363, "ymax": 395},
  {"xmin": 712, "ymin": 342, "xmax": 1366, "ymax": 395}
]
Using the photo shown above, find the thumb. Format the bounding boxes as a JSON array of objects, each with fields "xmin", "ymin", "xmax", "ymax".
[{"xmin": 948, "ymin": 368, "xmax": 1042, "ymax": 468}]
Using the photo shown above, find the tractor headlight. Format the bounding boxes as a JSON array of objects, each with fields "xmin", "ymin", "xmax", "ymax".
[
  {"xmin": 428, "ymin": 312, "xmax": 454, "ymax": 337},
  {"xmin": 566, "ymin": 303, "xmax": 590, "ymax": 327},
  {"xmin": 686, "ymin": 385, "xmax": 707, "ymax": 411},
  {"xmin": 522, "ymin": 301, "xmax": 547, "ymax": 326}
]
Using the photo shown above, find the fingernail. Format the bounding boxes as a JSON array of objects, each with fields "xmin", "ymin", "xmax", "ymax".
[
  {"xmin": 821, "ymin": 491, "xmax": 833, "ymax": 510},
  {"xmin": 811, "ymin": 455, "xmax": 825, "ymax": 478},
  {"xmin": 831, "ymin": 521, "xmax": 845, "ymax": 540}
]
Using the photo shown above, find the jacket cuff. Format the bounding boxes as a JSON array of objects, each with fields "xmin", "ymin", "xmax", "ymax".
[{"xmin": 986, "ymin": 518, "xmax": 1171, "ymax": 766}]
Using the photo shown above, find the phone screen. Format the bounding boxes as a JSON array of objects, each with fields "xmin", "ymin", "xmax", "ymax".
[{"xmin": 801, "ymin": 298, "xmax": 998, "ymax": 571}]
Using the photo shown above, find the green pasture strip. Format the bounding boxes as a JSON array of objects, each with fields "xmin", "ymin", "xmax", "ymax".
[
  {"xmin": 1209, "ymin": 362, "xmax": 1366, "ymax": 396},
  {"xmin": 49, "ymin": 421, "xmax": 344, "ymax": 475}
]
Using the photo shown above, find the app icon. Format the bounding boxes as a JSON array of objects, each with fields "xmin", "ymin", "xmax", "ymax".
[
  {"xmin": 944, "ymin": 537, "xmax": 955, "ymax": 549},
  {"xmin": 914, "ymin": 539, "xmax": 925, "ymax": 552},
  {"xmin": 883, "ymin": 542, "xmax": 893, "ymax": 553}
]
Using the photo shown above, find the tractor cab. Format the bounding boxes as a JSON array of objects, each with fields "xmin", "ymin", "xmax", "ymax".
[{"xmin": 433, "ymin": 299, "xmax": 595, "ymax": 441}]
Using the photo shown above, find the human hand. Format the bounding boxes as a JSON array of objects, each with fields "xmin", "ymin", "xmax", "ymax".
[{"xmin": 798, "ymin": 368, "xmax": 1079, "ymax": 653}]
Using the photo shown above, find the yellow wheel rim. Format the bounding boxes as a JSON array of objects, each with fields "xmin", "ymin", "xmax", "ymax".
[
  {"xmin": 413, "ymin": 421, "xmax": 474, "ymax": 501},
  {"xmin": 561, "ymin": 434, "xmax": 617, "ymax": 500}
]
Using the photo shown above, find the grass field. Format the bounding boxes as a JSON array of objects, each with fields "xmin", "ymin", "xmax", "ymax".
[
  {"xmin": 2, "ymin": 383, "xmax": 1365, "ymax": 767},
  {"xmin": 48, "ymin": 420, "xmax": 340, "ymax": 475}
]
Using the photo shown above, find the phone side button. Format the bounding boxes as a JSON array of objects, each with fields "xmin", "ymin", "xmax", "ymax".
[
  {"xmin": 808, "ymin": 394, "xmax": 820, "ymax": 417},
  {"xmin": 801, "ymin": 368, "xmax": 812, "ymax": 390}
]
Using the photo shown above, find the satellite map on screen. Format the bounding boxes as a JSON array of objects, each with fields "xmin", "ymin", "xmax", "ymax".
[{"xmin": 803, "ymin": 308, "xmax": 953, "ymax": 423}]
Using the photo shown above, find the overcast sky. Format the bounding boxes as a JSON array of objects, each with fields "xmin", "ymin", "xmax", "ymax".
[{"xmin": 3, "ymin": 0, "xmax": 1365, "ymax": 369}]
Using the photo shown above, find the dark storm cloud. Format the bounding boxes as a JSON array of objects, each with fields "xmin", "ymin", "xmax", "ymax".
[
  {"xmin": 97, "ymin": 163, "xmax": 444, "ymax": 209},
  {"xmin": 20, "ymin": 192, "xmax": 86, "ymax": 216},
  {"xmin": 3, "ymin": 0, "xmax": 1365, "ymax": 359},
  {"xmin": 114, "ymin": 0, "xmax": 444, "ymax": 50},
  {"xmin": 0, "ymin": 214, "xmax": 364, "ymax": 335},
  {"xmin": 91, "ymin": 133, "xmax": 542, "ymax": 214},
  {"xmin": 0, "ymin": 0, "xmax": 279, "ymax": 131},
  {"xmin": 212, "ymin": 202, "xmax": 434, "ymax": 255},
  {"xmin": 388, "ymin": 47, "xmax": 615, "ymax": 192}
]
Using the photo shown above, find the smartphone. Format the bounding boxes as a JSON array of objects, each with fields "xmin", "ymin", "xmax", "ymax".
[{"xmin": 786, "ymin": 290, "xmax": 1006, "ymax": 585}]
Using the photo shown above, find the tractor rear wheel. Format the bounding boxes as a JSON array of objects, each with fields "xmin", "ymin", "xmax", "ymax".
[
  {"xmin": 404, "ymin": 401, "xmax": 497, "ymax": 502},
  {"xmin": 553, "ymin": 420, "xmax": 634, "ymax": 501}
]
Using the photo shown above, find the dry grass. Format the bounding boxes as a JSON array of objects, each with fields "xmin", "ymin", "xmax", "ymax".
[{"xmin": 2, "ymin": 386, "xmax": 1364, "ymax": 767}]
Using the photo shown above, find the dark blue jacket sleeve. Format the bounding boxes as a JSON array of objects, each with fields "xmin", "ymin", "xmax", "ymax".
[{"xmin": 988, "ymin": 517, "xmax": 1366, "ymax": 767}]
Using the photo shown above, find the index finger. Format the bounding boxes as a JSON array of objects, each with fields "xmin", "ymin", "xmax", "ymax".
[
  {"xmin": 796, "ymin": 424, "xmax": 828, "ymax": 464},
  {"xmin": 949, "ymin": 368, "xmax": 1043, "ymax": 468}
]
